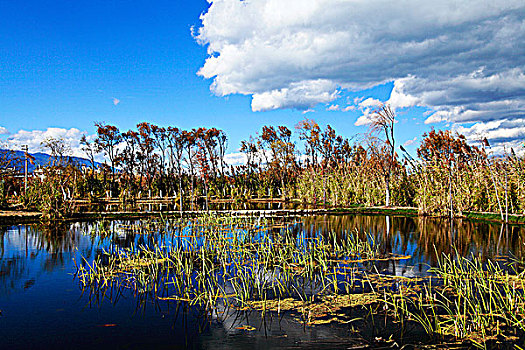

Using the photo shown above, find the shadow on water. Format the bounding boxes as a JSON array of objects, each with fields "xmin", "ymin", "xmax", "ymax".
[{"xmin": 1, "ymin": 214, "xmax": 524, "ymax": 349}]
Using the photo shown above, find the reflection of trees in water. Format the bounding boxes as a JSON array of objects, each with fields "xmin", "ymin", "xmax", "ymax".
[
  {"xmin": 299, "ymin": 215, "xmax": 525, "ymax": 267},
  {"xmin": 0, "ymin": 226, "xmax": 32, "ymax": 295},
  {"xmin": 0, "ymin": 257, "xmax": 27, "ymax": 295},
  {"xmin": 84, "ymin": 200, "xmax": 310, "ymax": 213},
  {"xmin": 413, "ymin": 218, "xmax": 525, "ymax": 263},
  {"xmin": 0, "ymin": 225, "xmax": 8, "ymax": 259},
  {"xmin": 28, "ymin": 222, "xmax": 75, "ymax": 272},
  {"xmin": 84, "ymin": 219, "xmax": 144, "ymax": 250},
  {"xmin": 82, "ymin": 219, "xmax": 178, "ymax": 266},
  {"xmin": 0, "ymin": 222, "xmax": 99, "ymax": 295},
  {"xmin": 79, "ymin": 277, "xmax": 221, "ymax": 346}
]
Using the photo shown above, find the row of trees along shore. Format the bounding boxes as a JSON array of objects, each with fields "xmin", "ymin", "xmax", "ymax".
[{"xmin": 1, "ymin": 106, "xmax": 524, "ymax": 220}]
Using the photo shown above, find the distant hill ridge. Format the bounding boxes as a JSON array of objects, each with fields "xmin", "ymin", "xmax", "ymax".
[{"xmin": 1, "ymin": 149, "xmax": 104, "ymax": 173}]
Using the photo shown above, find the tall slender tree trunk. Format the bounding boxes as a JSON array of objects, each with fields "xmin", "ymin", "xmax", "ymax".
[
  {"xmin": 204, "ymin": 179, "xmax": 209, "ymax": 211},
  {"xmin": 190, "ymin": 176, "xmax": 194, "ymax": 211},
  {"xmin": 449, "ymin": 164, "xmax": 453, "ymax": 220},
  {"xmin": 505, "ymin": 169, "xmax": 508, "ymax": 223},
  {"xmin": 178, "ymin": 173, "xmax": 183, "ymax": 214},
  {"xmin": 322, "ymin": 167, "xmax": 327, "ymax": 206},
  {"xmin": 385, "ymin": 175, "xmax": 390, "ymax": 207},
  {"xmin": 281, "ymin": 176, "xmax": 285, "ymax": 200},
  {"xmin": 488, "ymin": 161, "xmax": 505, "ymax": 221}
]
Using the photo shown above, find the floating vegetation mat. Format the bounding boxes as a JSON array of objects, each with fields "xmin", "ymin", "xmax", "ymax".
[{"xmin": 76, "ymin": 215, "xmax": 525, "ymax": 348}]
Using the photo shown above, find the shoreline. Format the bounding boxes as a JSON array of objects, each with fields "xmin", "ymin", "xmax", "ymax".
[{"xmin": 0, "ymin": 205, "xmax": 523, "ymax": 226}]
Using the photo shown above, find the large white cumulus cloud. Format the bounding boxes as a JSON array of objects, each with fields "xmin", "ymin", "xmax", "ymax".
[{"xmin": 197, "ymin": 0, "xmax": 525, "ymax": 147}]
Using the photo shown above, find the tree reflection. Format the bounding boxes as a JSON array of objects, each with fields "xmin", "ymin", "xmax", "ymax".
[
  {"xmin": 299, "ymin": 215, "xmax": 525, "ymax": 268},
  {"xmin": 0, "ymin": 221, "xmax": 97, "ymax": 295}
]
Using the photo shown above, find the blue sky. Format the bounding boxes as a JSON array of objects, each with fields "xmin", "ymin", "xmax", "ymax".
[{"xmin": 1, "ymin": 0, "xmax": 523, "ymax": 158}]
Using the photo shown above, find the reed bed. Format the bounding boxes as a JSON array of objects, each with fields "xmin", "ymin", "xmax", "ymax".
[
  {"xmin": 76, "ymin": 215, "xmax": 525, "ymax": 348},
  {"xmin": 77, "ymin": 215, "xmax": 383, "ymax": 306}
]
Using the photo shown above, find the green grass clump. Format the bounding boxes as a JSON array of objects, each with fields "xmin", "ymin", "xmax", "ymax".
[{"xmin": 383, "ymin": 251, "xmax": 525, "ymax": 347}]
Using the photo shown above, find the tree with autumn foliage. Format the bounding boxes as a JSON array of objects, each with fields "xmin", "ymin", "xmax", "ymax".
[
  {"xmin": 258, "ymin": 125, "xmax": 298, "ymax": 198},
  {"xmin": 416, "ymin": 128, "xmax": 485, "ymax": 216},
  {"xmin": 418, "ymin": 129, "xmax": 479, "ymax": 165},
  {"xmin": 195, "ymin": 131, "xmax": 211, "ymax": 210},
  {"xmin": 79, "ymin": 135, "xmax": 103, "ymax": 199},
  {"xmin": 136, "ymin": 122, "xmax": 160, "ymax": 195},
  {"xmin": 295, "ymin": 119, "xmax": 321, "ymax": 167},
  {"xmin": 118, "ymin": 129, "xmax": 140, "ymax": 200},
  {"xmin": 182, "ymin": 129, "xmax": 199, "ymax": 208},
  {"xmin": 150, "ymin": 125, "xmax": 167, "ymax": 193},
  {"xmin": 166, "ymin": 126, "xmax": 185, "ymax": 209},
  {"xmin": 94, "ymin": 122, "xmax": 122, "ymax": 195},
  {"xmin": 240, "ymin": 137, "xmax": 259, "ymax": 173},
  {"xmin": 80, "ymin": 135, "xmax": 98, "ymax": 171},
  {"xmin": 295, "ymin": 120, "xmax": 362, "ymax": 206}
]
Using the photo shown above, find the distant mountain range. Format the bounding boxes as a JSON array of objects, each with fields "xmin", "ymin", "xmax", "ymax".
[{"xmin": 2, "ymin": 149, "xmax": 104, "ymax": 173}]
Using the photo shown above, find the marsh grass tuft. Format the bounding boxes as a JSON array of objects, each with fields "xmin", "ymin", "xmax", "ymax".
[{"xmin": 381, "ymin": 251, "xmax": 525, "ymax": 347}]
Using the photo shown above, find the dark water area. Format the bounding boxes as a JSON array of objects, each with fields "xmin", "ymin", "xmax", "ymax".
[{"xmin": 0, "ymin": 215, "xmax": 523, "ymax": 349}]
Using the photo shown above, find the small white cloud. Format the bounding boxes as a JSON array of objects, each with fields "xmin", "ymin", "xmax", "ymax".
[
  {"xmin": 342, "ymin": 105, "xmax": 355, "ymax": 112},
  {"xmin": 327, "ymin": 104, "xmax": 339, "ymax": 111},
  {"xmin": 113, "ymin": 97, "xmax": 120, "ymax": 106},
  {"xmin": 354, "ymin": 114, "xmax": 373, "ymax": 126},
  {"xmin": 387, "ymin": 78, "xmax": 419, "ymax": 109},
  {"xmin": 0, "ymin": 126, "xmax": 9, "ymax": 135},
  {"xmin": 251, "ymin": 79, "xmax": 338, "ymax": 112},
  {"xmin": 353, "ymin": 97, "xmax": 364, "ymax": 105},
  {"xmin": 403, "ymin": 137, "xmax": 417, "ymax": 147},
  {"xmin": 354, "ymin": 97, "xmax": 384, "ymax": 126},
  {"xmin": 224, "ymin": 152, "xmax": 247, "ymax": 166},
  {"xmin": 359, "ymin": 98, "xmax": 382, "ymax": 109}
]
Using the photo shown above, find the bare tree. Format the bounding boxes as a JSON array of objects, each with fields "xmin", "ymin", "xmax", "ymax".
[
  {"xmin": 41, "ymin": 137, "xmax": 71, "ymax": 166},
  {"xmin": 369, "ymin": 105, "xmax": 396, "ymax": 206},
  {"xmin": 80, "ymin": 135, "xmax": 98, "ymax": 171}
]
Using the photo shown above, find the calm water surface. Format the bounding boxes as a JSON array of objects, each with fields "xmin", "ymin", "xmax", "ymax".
[{"xmin": 0, "ymin": 215, "xmax": 523, "ymax": 349}]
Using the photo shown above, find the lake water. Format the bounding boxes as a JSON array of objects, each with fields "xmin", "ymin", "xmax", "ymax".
[{"xmin": 0, "ymin": 215, "xmax": 523, "ymax": 349}]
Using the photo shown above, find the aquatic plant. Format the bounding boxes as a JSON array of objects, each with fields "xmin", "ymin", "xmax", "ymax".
[
  {"xmin": 76, "ymin": 215, "xmax": 525, "ymax": 347},
  {"xmin": 382, "ymin": 251, "xmax": 525, "ymax": 347},
  {"xmin": 76, "ymin": 215, "xmax": 385, "ymax": 309}
]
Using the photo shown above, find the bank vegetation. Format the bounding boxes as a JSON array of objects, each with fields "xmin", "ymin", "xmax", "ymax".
[{"xmin": 1, "ymin": 106, "xmax": 523, "ymax": 221}]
